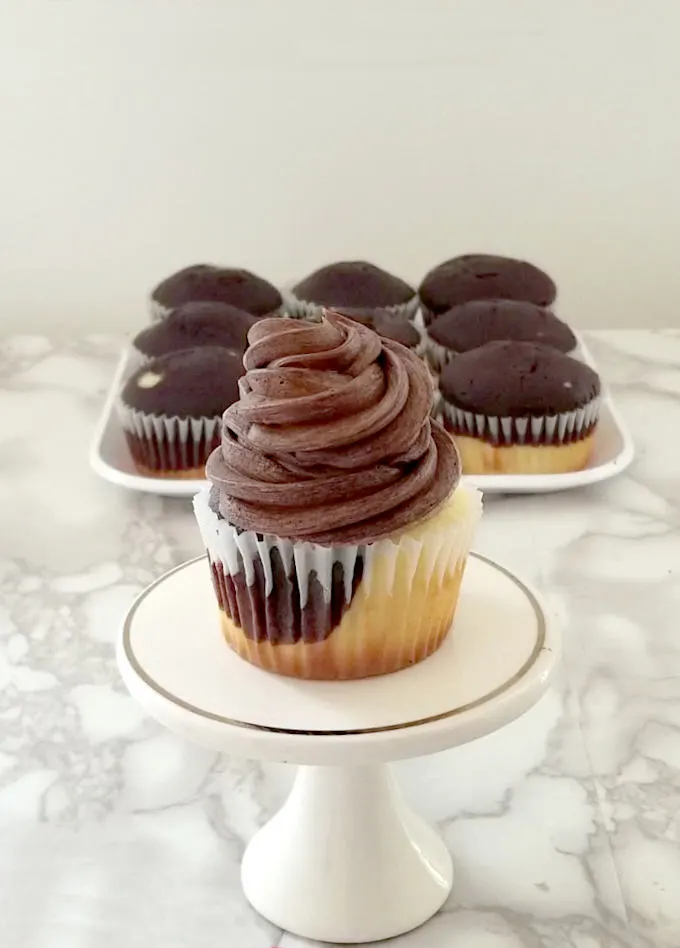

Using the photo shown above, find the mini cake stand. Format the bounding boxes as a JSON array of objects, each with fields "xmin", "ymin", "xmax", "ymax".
[{"xmin": 118, "ymin": 553, "xmax": 559, "ymax": 945}]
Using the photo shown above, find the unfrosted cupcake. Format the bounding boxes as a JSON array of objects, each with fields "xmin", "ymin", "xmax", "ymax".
[
  {"xmin": 131, "ymin": 301, "xmax": 259, "ymax": 369},
  {"xmin": 419, "ymin": 254, "xmax": 557, "ymax": 326},
  {"xmin": 338, "ymin": 307, "xmax": 423, "ymax": 352},
  {"xmin": 194, "ymin": 311, "xmax": 482, "ymax": 680},
  {"xmin": 286, "ymin": 261, "xmax": 418, "ymax": 321},
  {"xmin": 150, "ymin": 265, "xmax": 282, "ymax": 321},
  {"xmin": 425, "ymin": 299, "xmax": 577, "ymax": 373},
  {"xmin": 439, "ymin": 341, "xmax": 601, "ymax": 475},
  {"xmin": 118, "ymin": 346, "xmax": 242, "ymax": 478}
]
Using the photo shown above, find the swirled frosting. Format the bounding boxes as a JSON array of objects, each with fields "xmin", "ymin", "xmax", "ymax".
[{"xmin": 205, "ymin": 311, "xmax": 460, "ymax": 545}]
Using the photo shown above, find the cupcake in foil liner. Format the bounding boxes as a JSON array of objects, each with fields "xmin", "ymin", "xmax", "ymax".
[
  {"xmin": 117, "ymin": 404, "xmax": 221, "ymax": 479},
  {"xmin": 194, "ymin": 483, "xmax": 482, "ymax": 680}
]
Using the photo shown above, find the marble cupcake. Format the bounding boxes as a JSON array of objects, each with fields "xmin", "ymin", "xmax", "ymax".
[
  {"xmin": 193, "ymin": 311, "xmax": 482, "ymax": 680},
  {"xmin": 439, "ymin": 341, "xmax": 601, "ymax": 475}
]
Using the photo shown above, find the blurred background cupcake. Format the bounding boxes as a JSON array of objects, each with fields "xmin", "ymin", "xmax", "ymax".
[
  {"xmin": 439, "ymin": 340, "xmax": 601, "ymax": 475},
  {"xmin": 425, "ymin": 299, "xmax": 577, "ymax": 373},
  {"xmin": 130, "ymin": 301, "xmax": 259, "ymax": 369},
  {"xmin": 419, "ymin": 253, "xmax": 557, "ymax": 326},
  {"xmin": 286, "ymin": 260, "xmax": 418, "ymax": 321},
  {"xmin": 117, "ymin": 346, "xmax": 242, "ymax": 479},
  {"xmin": 149, "ymin": 264, "xmax": 283, "ymax": 321},
  {"xmin": 195, "ymin": 312, "xmax": 481, "ymax": 680},
  {"xmin": 337, "ymin": 306, "xmax": 423, "ymax": 353}
]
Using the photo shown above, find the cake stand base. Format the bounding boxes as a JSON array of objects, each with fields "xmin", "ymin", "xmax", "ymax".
[{"xmin": 242, "ymin": 764, "xmax": 452, "ymax": 944}]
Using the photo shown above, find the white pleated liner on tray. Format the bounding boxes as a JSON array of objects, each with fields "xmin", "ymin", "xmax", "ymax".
[
  {"xmin": 117, "ymin": 403, "xmax": 222, "ymax": 471},
  {"xmin": 281, "ymin": 290, "xmax": 420, "ymax": 324},
  {"xmin": 440, "ymin": 396, "xmax": 602, "ymax": 445},
  {"xmin": 193, "ymin": 485, "xmax": 481, "ymax": 613}
]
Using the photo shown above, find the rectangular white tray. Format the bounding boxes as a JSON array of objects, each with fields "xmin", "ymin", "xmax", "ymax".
[{"xmin": 89, "ymin": 336, "xmax": 634, "ymax": 498}]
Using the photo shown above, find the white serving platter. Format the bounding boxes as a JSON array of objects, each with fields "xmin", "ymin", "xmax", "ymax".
[{"xmin": 90, "ymin": 335, "xmax": 634, "ymax": 498}]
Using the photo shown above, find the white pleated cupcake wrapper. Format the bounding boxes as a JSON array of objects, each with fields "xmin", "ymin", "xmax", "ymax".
[
  {"xmin": 117, "ymin": 402, "xmax": 221, "ymax": 468},
  {"xmin": 281, "ymin": 289, "xmax": 420, "ymax": 324},
  {"xmin": 147, "ymin": 297, "xmax": 287, "ymax": 323},
  {"xmin": 441, "ymin": 396, "xmax": 601, "ymax": 446},
  {"xmin": 424, "ymin": 336, "xmax": 455, "ymax": 373},
  {"xmin": 193, "ymin": 484, "xmax": 481, "ymax": 611}
]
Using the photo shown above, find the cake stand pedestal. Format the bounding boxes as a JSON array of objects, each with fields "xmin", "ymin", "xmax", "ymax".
[{"xmin": 118, "ymin": 553, "xmax": 558, "ymax": 945}]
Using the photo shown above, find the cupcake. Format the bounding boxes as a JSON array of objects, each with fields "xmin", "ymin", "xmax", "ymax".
[
  {"xmin": 118, "ymin": 346, "xmax": 243, "ymax": 479},
  {"xmin": 287, "ymin": 261, "xmax": 418, "ymax": 321},
  {"xmin": 439, "ymin": 341, "xmax": 601, "ymax": 475},
  {"xmin": 419, "ymin": 254, "xmax": 557, "ymax": 326},
  {"xmin": 425, "ymin": 299, "xmax": 577, "ymax": 373},
  {"xmin": 338, "ymin": 307, "xmax": 423, "ymax": 352},
  {"xmin": 150, "ymin": 265, "xmax": 282, "ymax": 321},
  {"xmin": 194, "ymin": 311, "xmax": 482, "ymax": 680},
  {"xmin": 130, "ymin": 301, "xmax": 259, "ymax": 369}
]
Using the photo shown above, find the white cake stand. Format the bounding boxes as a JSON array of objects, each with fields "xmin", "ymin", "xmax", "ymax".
[{"xmin": 118, "ymin": 552, "xmax": 559, "ymax": 945}]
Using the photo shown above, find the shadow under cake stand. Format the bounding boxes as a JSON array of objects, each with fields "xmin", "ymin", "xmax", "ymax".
[{"xmin": 118, "ymin": 552, "xmax": 559, "ymax": 945}]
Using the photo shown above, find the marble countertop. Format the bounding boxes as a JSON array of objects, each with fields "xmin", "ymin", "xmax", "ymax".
[{"xmin": 1, "ymin": 330, "xmax": 679, "ymax": 948}]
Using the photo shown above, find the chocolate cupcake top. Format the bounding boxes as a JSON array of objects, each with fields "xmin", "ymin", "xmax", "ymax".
[
  {"xmin": 292, "ymin": 261, "xmax": 415, "ymax": 309},
  {"xmin": 439, "ymin": 341, "xmax": 600, "ymax": 418},
  {"xmin": 121, "ymin": 346, "xmax": 243, "ymax": 419},
  {"xmin": 338, "ymin": 307, "xmax": 421, "ymax": 349},
  {"xmin": 429, "ymin": 299, "xmax": 576, "ymax": 354},
  {"xmin": 133, "ymin": 302, "xmax": 260, "ymax": 359},
  {"xmin": 206, "ymin": 310, "xmax": 460, "ymax": 545},
  {"xmin": 151, "ymin": 265, "xmax": 282, "ymax": 316},
  {"xmin": 419, "ymin": 254, "xmax": 557, "ymax": 319}
]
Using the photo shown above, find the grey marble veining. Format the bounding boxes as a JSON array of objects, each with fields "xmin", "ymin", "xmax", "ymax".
[{"xmin": 1, "ymin": 330, "xmax": 680, "ymax": 947}]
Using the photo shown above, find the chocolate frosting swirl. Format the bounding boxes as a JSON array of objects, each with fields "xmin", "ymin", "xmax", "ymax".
[{"xmin": 206, "ymin": 311, "xmax": 460, "ymax": 545}]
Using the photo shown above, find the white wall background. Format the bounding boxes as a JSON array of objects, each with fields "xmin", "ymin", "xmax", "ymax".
[{"xmin": 2, "ymin": 0, "xmax": 680, "ymax": 332}]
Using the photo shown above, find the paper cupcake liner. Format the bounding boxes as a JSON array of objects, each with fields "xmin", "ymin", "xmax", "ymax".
[
  {"xmin": 193, "ymin": 485, "xmax": 481, "ymax": 678},
  {"xmin": 147, "ymin": 298, "xmax": 288, "ymax": 323},
  {"xmin": 440, "ymin": 395, "xmax": 601, "ymax": 446},
  {"xmin": 117, "ymin": 402, "xmax": 221, "ymax": 474},
  {"xmin": 282, "ymin": 290, "xmax": 419, "ymax": 323},
  {"xmin": 424, "ymin": 335, "xmax": 455, "ymax": 374}
]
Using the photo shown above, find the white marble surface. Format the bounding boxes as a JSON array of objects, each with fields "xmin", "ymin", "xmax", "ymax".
[{"xmin": 1, "ymin": 330, "xmax": 679, "ymax": 947}]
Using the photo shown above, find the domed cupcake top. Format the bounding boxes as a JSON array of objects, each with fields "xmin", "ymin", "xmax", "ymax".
[
  {"xmin": 133, "ymin": 301, "xmax": 259, "ymax": 358},
  {"xmin": 121, "ymin": 346, "xmax": 244, "ymax": 419},
  {"xmin": 439, "ymin": 341, "xmax": 600, "ymax": 418},
  {"xmin": 151, "ymin": 265, "xmax": 282, "ymax": 316},
  {"xmin": 429, "ymin": 299, "xmax": 576, "ymax": 354},
  {"xmin": 206, "ymin": 311, "xmax": 460, "ymax": 545},
  {"xmin": 292, "ymin": 261, "xmax": 415, "ymax": 309},
  {"xmin": 419, "ymin": 254, "xmax": 556, "ymax": 318},
  {"xmin": 337, "ymin": 307, "xmax": 421, "ymax": 349}
]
